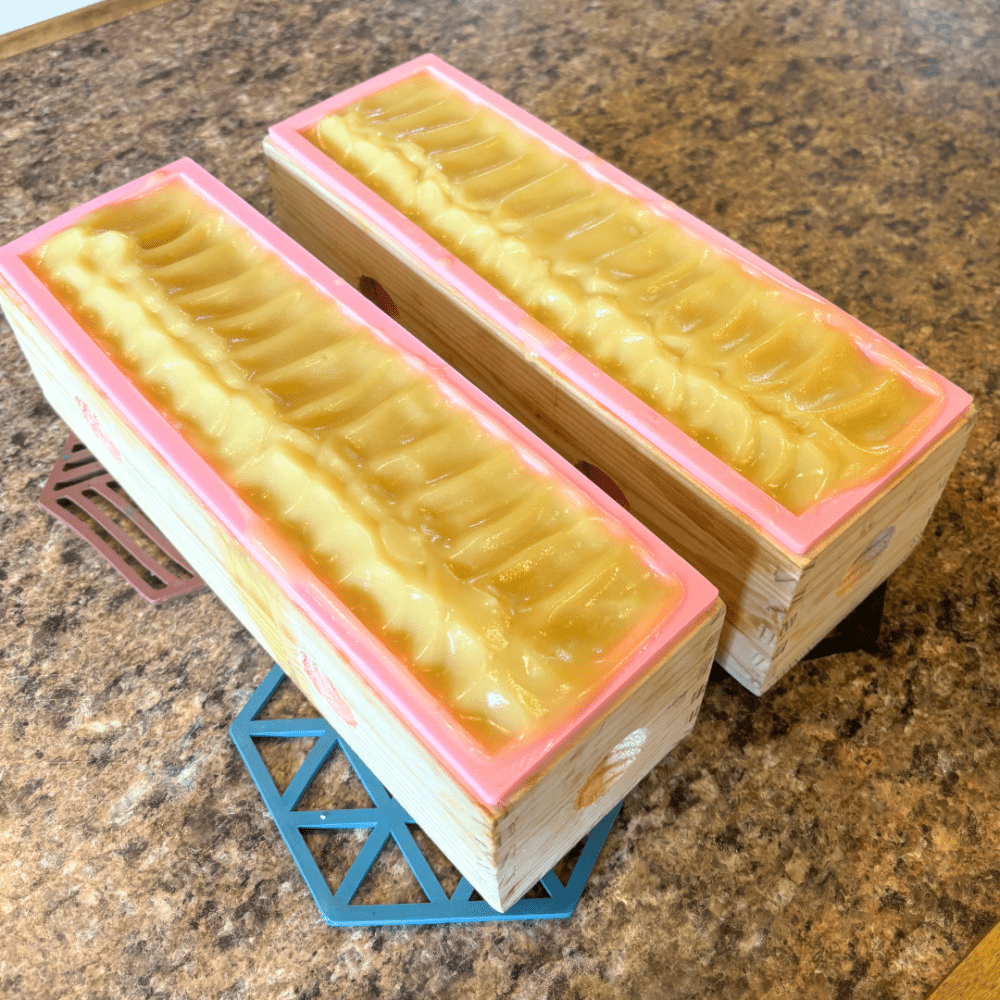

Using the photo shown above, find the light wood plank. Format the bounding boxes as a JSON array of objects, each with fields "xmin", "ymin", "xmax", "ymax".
[
  {"xmin": 0, "ymin": 0, "xmax": 174, "ymax": 60},
  {"xmin": 927, "ymin": 921, "xmax": 1000, "ymax": 1000}
]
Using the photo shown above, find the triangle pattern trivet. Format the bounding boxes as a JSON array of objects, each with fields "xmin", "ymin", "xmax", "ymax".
[{"xmin": 230, "ymin": 664, "xmax": 622, "ymax": 926}]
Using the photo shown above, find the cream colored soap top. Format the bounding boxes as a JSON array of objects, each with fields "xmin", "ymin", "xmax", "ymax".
[
  {"xmin": 29, "ymin": 182, "xmax": 679, "ymax": 750},
  {"xmin": 309, "ymin": 73, "xmax": 935, "ymax": 515}
]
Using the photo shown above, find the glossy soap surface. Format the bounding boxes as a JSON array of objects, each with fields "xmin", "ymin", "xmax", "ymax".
[
  {"xmin": 28, "ymin": 182, "xmax": 679, "ymax": 751},
  {"xmin": 309, "ymin": 73, "xmax": 937, "ymax": 515}
]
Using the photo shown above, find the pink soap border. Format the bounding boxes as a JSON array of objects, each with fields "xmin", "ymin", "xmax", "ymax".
[
  {"xmin": 267, "ymin": 53, "xmax": 973, "ymax": 556},
  {"xmin": 0, "ymin": 157, "xmax": 719, "ymax": 807}
]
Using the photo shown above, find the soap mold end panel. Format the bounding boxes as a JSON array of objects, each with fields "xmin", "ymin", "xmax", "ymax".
[
  {"xmin": 0, "ymin": 160, "xmax": 724, "ymax": 913},
  {"xmin": 712, "ymin": 406, "xmax": 973, "ymax": 693},
  {"xmin": 262, "ymin": 62, "xmax": 976, "ymax": 696}
]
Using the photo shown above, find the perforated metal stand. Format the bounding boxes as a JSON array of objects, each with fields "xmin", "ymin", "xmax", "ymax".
[
  {"xmin": 802, "ymin": 581, "xmax": 886, "ymax": 661},
  {"xmin": 39, "ymin": 433, "xmax": 204, "ymax": 603},
  {"xmin": 230, "ymin": 664, "xmax": 623, "ymax": 926}
]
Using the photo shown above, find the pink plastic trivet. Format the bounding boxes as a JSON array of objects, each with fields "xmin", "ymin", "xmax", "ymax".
[{"xmin": 38, "ymin": 433, "xmax": 205, "ymax": 604}]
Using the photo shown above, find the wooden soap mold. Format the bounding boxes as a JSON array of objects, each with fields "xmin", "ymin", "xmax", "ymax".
[
  {"xmin": 0, "ymin": 158, "xmax": 724, "ymax": 911},
  {"xmin": 264, "ymin": 53, "xmax": 975, "ymax": 695}
]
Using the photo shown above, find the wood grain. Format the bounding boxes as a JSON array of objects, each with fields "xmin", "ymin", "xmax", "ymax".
[
  {"xmin": 928, "ymin": 921, "xmax": 1000, "ymax": 1000},
  {"xmin": 0, "ymin": 0, "xmax": 174, "ymax": 60}
]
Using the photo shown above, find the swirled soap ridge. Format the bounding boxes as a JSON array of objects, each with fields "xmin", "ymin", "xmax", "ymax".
[
  {"xmin": 29, "ymin": 182, "xmax": 680, "ymax": 752},
  {"xmin": 307, "ymin": 73, "xmax": 937, "ymax": 515}
]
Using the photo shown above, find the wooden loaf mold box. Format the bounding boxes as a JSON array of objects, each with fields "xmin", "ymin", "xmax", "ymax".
[
  {"xmin": 263, "ymin": 54, "xmax": 976, "ymax": 695},
  {"xmin": 0, "ymin": 158, "xmax": 724, "ymax": 912}
]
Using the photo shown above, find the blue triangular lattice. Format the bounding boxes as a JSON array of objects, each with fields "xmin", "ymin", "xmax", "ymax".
[{"xmin": 230, "ymin": 665, "xmax": 622, "ymax": 926}]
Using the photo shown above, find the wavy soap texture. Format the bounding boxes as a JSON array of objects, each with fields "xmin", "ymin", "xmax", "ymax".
[
  {"xmin": 308, "ymin": 73, "xmax": 938, "ymax": 515},
  {"xmin": 29, "ymin": 182, "xmax": 680, "ymax": 751}
]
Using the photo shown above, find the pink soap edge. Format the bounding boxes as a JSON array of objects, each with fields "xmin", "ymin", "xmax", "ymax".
[
  {"xmin": 267, "ymin": 53, "xmax": 974, "ymax": 556},
  {"xmin": 0, "ymin": 156, "xmax": 719, "ymax": 808}
]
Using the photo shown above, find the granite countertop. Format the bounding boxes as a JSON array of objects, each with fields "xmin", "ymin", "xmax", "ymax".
[{"xmin": 2, "ymin": 1, "xmax": 998, "ymax": 997}]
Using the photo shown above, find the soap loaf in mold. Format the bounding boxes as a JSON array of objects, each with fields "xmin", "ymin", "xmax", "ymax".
[
  {"xmin": 28, "ymin": 180, "xmax": 680, "ymax": 752},
  {"xmin": 264, "ymin": 54, "xmax": 975, "ymax": 695},
  {"xmin": 306, "ymin": 72, "xmax": 931, "ymax": 517},
  {"xmin": 0, "ymin": 159, "xmax": 723, "ymax": 911}
]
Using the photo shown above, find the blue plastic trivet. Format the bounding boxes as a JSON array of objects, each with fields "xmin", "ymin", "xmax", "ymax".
[{"xmin": 230, "ymin": 664, "xmax": 623, "ymax": 926}]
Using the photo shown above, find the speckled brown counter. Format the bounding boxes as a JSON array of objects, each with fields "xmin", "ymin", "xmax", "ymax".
[{"xmin": 1, "ymin": 2, "xmax": 998, "ymax": 998}]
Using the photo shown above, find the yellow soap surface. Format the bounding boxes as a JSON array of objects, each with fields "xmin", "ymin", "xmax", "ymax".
[
  {"xmin": 309, "ymin": 73, "xmax": 935, "ymax": 514},
  {"xmin": 29, "ymin": 182, "xmax": 679, "ymax": 750}
]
